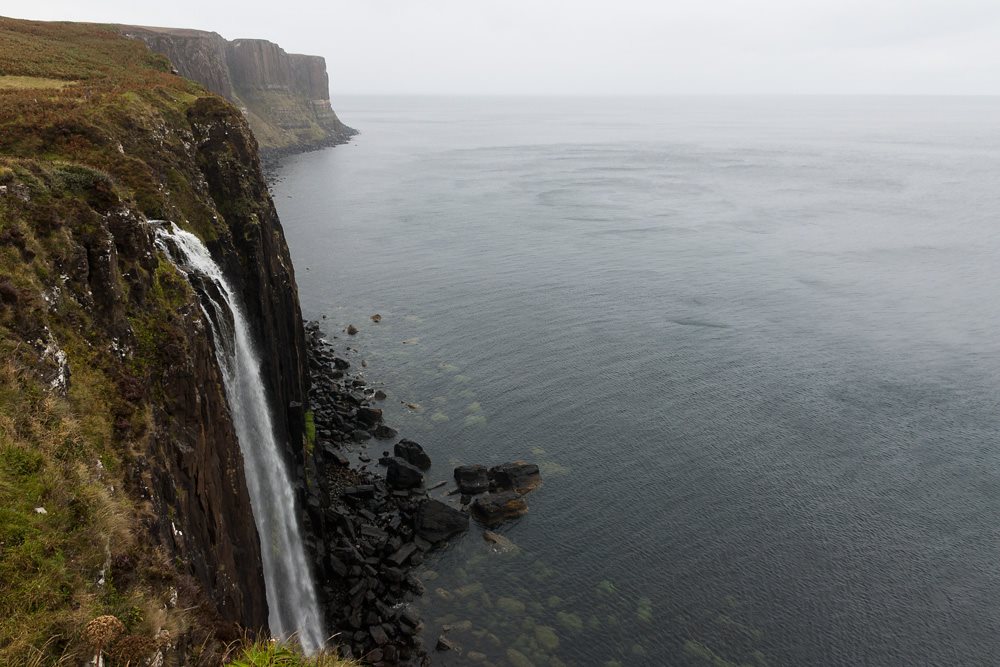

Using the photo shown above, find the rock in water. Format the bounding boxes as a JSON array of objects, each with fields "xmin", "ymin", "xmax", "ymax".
[
  {"xmin": 416, "ymin": 499, "xmax": 469, "ymax": 543},
  {"xmin": 356, "ymin": 406, "xmax": 383, "ymax": 426},
  {"xmin": 386, "ymin": 457, "xmax": 423, "ymax": 489},
  {"xmin": 371, "ymin": 313, "xmax": 382, "ymax": 323},
  {"xmin": 472, "ymin": 491, "xmax": 528, "ymax": 525},
  {"xmin": 483, "ymin": 530, "xmax": 520, "ymax": 554},
  {"xmin": 489, "ymin": 461, "xmax": 542, "ymax": 494},
  {"xmin": 373, "ymin": 424, "xmax": 398, "ymax": 440},
  {"xmin": 454, "ymin": 464, "xmax": 490, "ymax": 495},
  {"xmin": 346, "ymin": 324, "xmax": 359, "ymax": 335},
  {"xmin": 395, "ymin": 439, "xmax": 432, "ymax": 469}
]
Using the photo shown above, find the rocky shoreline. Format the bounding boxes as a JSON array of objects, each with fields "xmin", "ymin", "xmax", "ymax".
[{"xmin": 297, "ymin": 321, "xmax": 541, "ymax": 665}]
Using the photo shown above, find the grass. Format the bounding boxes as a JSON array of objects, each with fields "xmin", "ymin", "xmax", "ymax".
[
  {"xmin": 0, "ymin": 16, "xmax": 269, "ymax": 664},
  {"xmin": 0, "ymin": 75, "xmax": 76, "ymax": 89},
  {"xmin": 222, "ymin": 639, "xmax": 358, "ymax": 667}
]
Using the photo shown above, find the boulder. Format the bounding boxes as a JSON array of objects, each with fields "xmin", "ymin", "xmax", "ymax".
[
  {"xmin": 454, "ymin": 464, "xmax": 489, "ymax": 495},
  {"xmin": 356, "ymin": 406, "xmax": 383, "ymax": 426},
  {"xmin": 395, "ymin": 439, "xmax": 431, "ymax": 470},
  {"xmin": 415, "ymin": 499, "xmax": 469, "ymax": 543},
  {"xmin": 489, "ymin": 461, "xmax": 541, "ymax": 494},
  {"xmin": 373, "ymin": 424, "xmax": 398, "ymax": 440},
  {"xmin": 386, "ymin": 457, "xmax": 423, "ymax": 489},
  {"xmin": 471, "ymin": 491, "xmax": 528, "ymax": 525}
]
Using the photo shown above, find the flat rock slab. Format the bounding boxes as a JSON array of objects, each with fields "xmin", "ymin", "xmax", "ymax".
[
  {"xmin": 454, "ymin": 464, "xmax": 490, "ymax": 495},
  {"xmin": 489, "ymin": 461, "xmax": 541, "ymax": 494},
  {"xmin": 416, "ymin": 499, "xmax": 470, "ymax": 543}
]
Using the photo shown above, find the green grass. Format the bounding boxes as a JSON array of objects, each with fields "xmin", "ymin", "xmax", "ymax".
[
  {"xmin": 0, "ymin": 75, "xmax": 76, "ymax": 89},
  {"xmin": 223, "ymin": 639, "xmax": 358, "ymax": 667}
]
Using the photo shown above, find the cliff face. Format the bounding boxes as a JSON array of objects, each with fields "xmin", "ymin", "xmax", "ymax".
[
  {"xmin": 122, "ymin": 25, "xmax": 356, "ymax": 159},
  {"xmin": 0, "ymin": 17, "xmax": 311, "ymax": 663}
]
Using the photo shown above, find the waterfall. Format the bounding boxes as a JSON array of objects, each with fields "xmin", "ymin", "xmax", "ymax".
[{"xmin": 153, "ymin": 222, "xmax": 325, "ymax": 654}]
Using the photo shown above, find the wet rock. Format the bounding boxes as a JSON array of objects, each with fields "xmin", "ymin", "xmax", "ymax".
[
  {"xmin": 374, "ymin": 389, "xmax": 387, "ymax": 400},
  {"xmin": 371, "ymin": 313, "xmax": 382, "ymax": 323},
  {"xmin": 454, "ymin": 464, "xmax": 489, "ymax": 495},
  {"xmin": 373, "ymin": 424, "xmax": 398, "ymax": 440},
  {"xmin": 333, "ymin": 357, "xmax": 351, "ymax": 370},
  {"xmin": 496, "ymin": 596, "xmax": 526, "ymax": 614},
  {"xmin": 507, "ymin": 648, "xmax": 535, "ymax": 667},
  {"xmin": 357, "ymin": 406, "xmax": 383, "ymax": 426},
  {"xmin": 436, "ymin": 636, "xmax": 458, "ymax": 652},
  {"xmin": 386, "ymin": 457, "xmax": 423, "ymax": 489},
  {"xmin": 489, "ymin": 461, "xmax": 541, "ymax": 494},
  {"xmin": 483, "ymin": 530, "xmax": 520, "ymax": 554},
  {"xmin": 395, "ymin": 439, "xmax": 431, "ymax": 469},
  {"xmin": 471, "ymin": 491, "xmax": 528, "ymax": 525},
  {"xmin": 415, "ymin": 499, "xmax": 469, "ymax": 543},
  {"xmin": 346, "ymin": 324, "xmax": 359, "ymax": 335}
]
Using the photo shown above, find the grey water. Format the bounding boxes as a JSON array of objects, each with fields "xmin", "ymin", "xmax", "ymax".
[
  {"xmin": 272, "ymin": 96, "xmax": 1000, "ymax": 666},
  {"xmin": 154, "ymin": 223, "xmax": 325, "ymax": 654}
]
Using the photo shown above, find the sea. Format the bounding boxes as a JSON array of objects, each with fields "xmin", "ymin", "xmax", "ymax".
[{"xmin": 271, "ymin": 96, "xmax": 1000, "ymax": 666}]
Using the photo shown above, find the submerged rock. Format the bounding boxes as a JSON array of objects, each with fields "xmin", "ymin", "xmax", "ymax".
[
  {"xmin": 483, "ymin": 530, "xmax": 520, "ymax": 554},
  {"xmin": 454, "ymin": 464, "xmax": 490, "ymax": 495}
]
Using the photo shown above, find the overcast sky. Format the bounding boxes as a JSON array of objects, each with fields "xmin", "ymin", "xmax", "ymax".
[{"xmin": 6, "ymin": 1, "xmax": 1000, "ymax": 95}]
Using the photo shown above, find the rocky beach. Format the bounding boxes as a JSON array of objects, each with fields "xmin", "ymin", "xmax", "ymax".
[{"xmin": 298, "ymin": 320, "xmax": 542, "ymax": 665}]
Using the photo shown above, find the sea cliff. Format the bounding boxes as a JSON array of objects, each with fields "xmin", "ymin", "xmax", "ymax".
[
  {"xmin": 0, "ymin": 17, "xmax": 310, "ymax": 663},
  {"xmin": 120, "ymin": 25, "xmax": 356, "ymax": 161}
]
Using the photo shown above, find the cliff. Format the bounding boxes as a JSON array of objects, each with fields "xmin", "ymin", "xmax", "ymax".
[
  {"xmin": 0, "ymin": 17, "xmax": 311, "ymax": 664},
  {"xmin": 120, "ymin": 25, "xmax": 356, "ymax": 160}
]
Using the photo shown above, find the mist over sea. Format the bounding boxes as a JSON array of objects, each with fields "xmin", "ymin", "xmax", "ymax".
[{"xmin": 273, "ymin": 96, "xmax": 1000, "ymax": 666}]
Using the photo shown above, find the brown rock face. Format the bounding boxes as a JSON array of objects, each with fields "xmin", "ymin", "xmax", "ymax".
[{"xmin": 121, "ymin": 26, "xmax": 235, "ymax": 98}]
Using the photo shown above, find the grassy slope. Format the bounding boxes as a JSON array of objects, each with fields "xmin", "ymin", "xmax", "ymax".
[{"xmin": 0, "ymin": 17, "xmax": 353, "ymax": 666}]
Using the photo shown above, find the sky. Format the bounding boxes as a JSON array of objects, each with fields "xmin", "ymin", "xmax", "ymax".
[{"xmin": 5, "ymin": 0, "xmax": 1000, "ymax": 95}]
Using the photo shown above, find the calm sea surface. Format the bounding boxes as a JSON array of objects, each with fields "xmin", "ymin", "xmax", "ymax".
[{"xmin": 272, "ymin": 96, "xmax": 1000, "ymax": 666}]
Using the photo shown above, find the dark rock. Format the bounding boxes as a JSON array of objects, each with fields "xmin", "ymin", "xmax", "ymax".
[
  {"xmin": 489, "ymin": 461, "xmax": 542, "ymax": 494},
  {"xmin": 320, "ymin": 443, "xmax": 349, "ymax": 467},
  {"xmin": 357, "ymin": 406, "xmax": 383, "ymax": 426},
  {"xmin": 394, "ymin": 439, "xmax": 431, "ymax": 470},
  {"xmin": 370, "ymin": 624, "xmax": 389, "ymax": 645},
  {"xmin": 333, "ymin": 357, "xmax": 351, "ymax": 369},
  {"xmin": 436, "ymin": 636, "xmax": 458, "ymax": 652},
  {"xmin": 342, "ymin": 485, "xmax": 376, "ymax": 499},
  {"xmin": 374, "ymin": 389, "xmax": 387, "ymax": 400},
  {"xmin": 387, "ymin": 542, "xmax": 418, "ymax": 566},
  {"xmin": 454, "ymin": 464, "xmax": 489, "ymax": 495},
  {"xmin": 386, "ymin": 458, "xmax": 423, "ymax": 489},
  {"xmin": 415, "ymin": 499, "xmax": 469, "ymax": 543},
  {"xmin": 373, "ymin": 424, "xmax": 398, "ymax": 440},
  {"xmin": 471, "ymin": 491, "xmax": 528, "ymax": 525},
  {"xmin": 347, "ymin": 324, "xmax": 359, "ymax": 335},
  {"xmin": 352, "ymin": 429, "xmax": 372, "ymax": 441}
]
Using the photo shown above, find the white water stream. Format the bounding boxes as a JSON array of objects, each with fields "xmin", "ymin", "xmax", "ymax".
[{"xmin": 154, "ymin": 222, "xmax": 324, "ymax": 653}]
